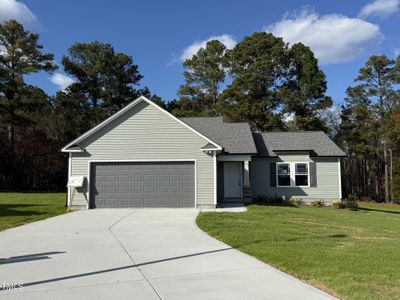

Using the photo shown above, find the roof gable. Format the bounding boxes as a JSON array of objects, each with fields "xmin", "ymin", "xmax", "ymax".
[{"xmin": 62, "ymin": 96, "xmax": 222, "ymax": 152}]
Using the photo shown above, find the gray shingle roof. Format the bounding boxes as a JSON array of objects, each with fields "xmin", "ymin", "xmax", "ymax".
[
  {"xmin": 180, "ymin": 117, "xmax": 257, "ymax": 154},
  {"xmin": 253, "ymin": 131, "xmax": 346, "ymax": 157}
]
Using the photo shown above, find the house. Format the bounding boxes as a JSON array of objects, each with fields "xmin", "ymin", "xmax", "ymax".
[{"xmin": 62, "ymin": 96, "xmax": 346, "ymax": 209}]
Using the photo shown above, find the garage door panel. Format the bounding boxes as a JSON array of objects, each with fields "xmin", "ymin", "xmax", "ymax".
[
  {"xmin": 132, "ymin": 175, "xmax": 143, "ymax": 181},
  {"xmin": 117, "ymin": 186, "xmax": 130, "ymax": 193},
  {"xmin": 170, "ymin": 175, "xmax": 181, "ymax": 182},
  {"xmin": 117, "ymin": 198, "xmax": 130, "ymax": 206},
  {"xmin": 91, "ymin": 161, "xmax": 195, "ymax": 208},
  {"xmin": 143, "ymin": 174, "xmax": 156, "ymax": 182},
  {"xmin": 104, "ymin": 198, "xmax": 117, "ymax": 206},
  {"xmin": 131, "ymin": 198, "xmax": 143, "ymax": 206},
  {"xmin": 158, "ymin": 174, "xmax": 169, "ymax": 181},
  {"xmin": 143, "ymin": 197, "xmax": 156, "ymax": 206},
  {"xmin": 118, "ymin": 165, "xmax": 130, "ymax": 171},
  {"xmin": 157, "ymin": 186, "xmax": 169, "ymax": 193}
]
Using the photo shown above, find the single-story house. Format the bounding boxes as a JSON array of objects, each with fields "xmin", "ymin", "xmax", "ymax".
[{"xmin": 62, "ymin": 96, "xmax": 346, "ymax": 209}]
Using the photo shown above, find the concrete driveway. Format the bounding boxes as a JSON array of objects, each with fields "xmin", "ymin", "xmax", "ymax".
[{"xmin": 0, "ymin": 209, "xmax": 335, "ymax": 299}]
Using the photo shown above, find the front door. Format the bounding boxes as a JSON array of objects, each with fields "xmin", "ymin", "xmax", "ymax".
[{"xmin": 223, "ymin": 162, "xmax": 242, "ymax": 199}]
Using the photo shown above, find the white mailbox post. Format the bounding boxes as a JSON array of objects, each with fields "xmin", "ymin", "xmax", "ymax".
[{"xmin": 67, "ymin": 176, "xmax": 85, "ymax": 210}]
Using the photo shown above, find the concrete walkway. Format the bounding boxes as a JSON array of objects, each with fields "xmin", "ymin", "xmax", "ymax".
[{"xmin": 0, "ymin": 209, "xmax": 335, "ymax": 299}]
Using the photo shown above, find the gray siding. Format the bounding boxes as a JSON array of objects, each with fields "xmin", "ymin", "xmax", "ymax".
[
  {"xmin": 250, "ymin": 155, "xmax": 341, "ymax": 201},
  {"xmin": 70, "ymin": 101, "xmax": 215, "ymax": 208}
]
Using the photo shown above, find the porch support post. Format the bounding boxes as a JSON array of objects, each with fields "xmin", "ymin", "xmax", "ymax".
[
  {"xmin": 243, "ymin": 161, "xmax": 250, "ymax": 186},
  {"xmin": 213, "ymin": 151, "xmax": 217, "ymax": 207},
  {"xmin": 243, "ymin": 160, "xmax": 252, "ymax": 203}
]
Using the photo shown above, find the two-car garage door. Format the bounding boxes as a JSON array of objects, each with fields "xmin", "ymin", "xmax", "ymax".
[{"xmin": 90, "ymin": 161, "xmax": 195, "ymax": 208}]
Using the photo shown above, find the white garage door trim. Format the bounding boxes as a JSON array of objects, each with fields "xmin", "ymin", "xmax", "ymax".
[{"xmin": 87, "ymin": 159, "xmax": 197, "ymax": 209}]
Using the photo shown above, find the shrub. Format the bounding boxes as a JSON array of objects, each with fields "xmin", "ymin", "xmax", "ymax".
[
  {"xmin": 289, "ymin": 197, "xmax": 303, "ymax": 206},
  {"xmin": 331, "ymin": 200, "xmax": 344, "ymax": 209},
  {"xmin": 343, "ymin": 193, "xmax": 358, "ymax": 210},
  {"xmin": 311, "ymin": 199, "xmax": 325, "ymax": 208},
  {"xmin": 257, "ymin": 194, "xmax": 283, "ymax": 204}
]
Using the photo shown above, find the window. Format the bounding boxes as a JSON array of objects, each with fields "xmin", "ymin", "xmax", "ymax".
[
  {"xmin": 295, "ymin": 163, "xmax": 309, "ymax": 186},
  {"xmin": 277, "ymin": 163, "xmax": 291, "ymax": 186},
  {"xmin": 276, "ymin": 162, "xmax": 310, "ymax": 187}
]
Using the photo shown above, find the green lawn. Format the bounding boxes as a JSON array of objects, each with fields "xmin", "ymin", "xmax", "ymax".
[
  {"xmin": 0, "ymin": 193, "xmax": 67, "ymax": 231},
  {"xmin": 197, "ymin": 203, "xmax": 400, "ymax": 300}
]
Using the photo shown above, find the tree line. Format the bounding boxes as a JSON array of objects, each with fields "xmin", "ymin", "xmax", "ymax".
[
  {"xmin": 0, "ymin": 20, "xmax": 399, "ymax": 202},
  {"xmin": 0, "ymin": 20, "xmax": 158, "ymax": 191}
]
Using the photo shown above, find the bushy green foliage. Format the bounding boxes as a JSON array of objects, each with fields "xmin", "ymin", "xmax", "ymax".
[
  {"xmin": 311, "ymin": 199, "xmax": 325, "ymax": 207},
  {"xmin": 343, "ymin": 193, "xmax": 359, "ymax": 210},
  {"xmin": 289, "ymin": 197, "xmax": 304, "ymax": 206},
  {"xmin": 256, "ymin": 194, "xmax": 283, "ymax": 204},
  {"xmin": 331, "ymin": 200, "xmax": 344, "ymax": 209}
]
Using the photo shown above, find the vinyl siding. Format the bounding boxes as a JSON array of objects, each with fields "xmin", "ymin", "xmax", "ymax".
[
  {"xmin": 69, "ymin": 100, "xmax": 215, "ymax": 207},
  {"xmin": 250, "ymin": 155, "xmax": 341, "ymax": 201}
]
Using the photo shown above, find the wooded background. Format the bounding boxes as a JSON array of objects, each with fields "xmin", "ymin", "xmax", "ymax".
[{"xmin": 1, "ymin": 20, "xmax": 399, "ymax": 202}]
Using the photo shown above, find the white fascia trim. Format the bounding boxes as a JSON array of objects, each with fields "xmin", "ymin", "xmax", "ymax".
[
  {"xmin": 213, "ymin": 152, "xmax": 217, "ymax": 206},
  {"xmin": 338, "ymin": 157, "xmax": 342, "ymax": 199},
  {"xmin": 63, "ymin": 149, "xmax": 84, "ymax": 153},
  {"xmin": 61, "ymin": 96, "xmax": 222, "ymax": 152},
  {"xmin": 67, "ymin": 153, "xmax": 71, "ymax": 206}
]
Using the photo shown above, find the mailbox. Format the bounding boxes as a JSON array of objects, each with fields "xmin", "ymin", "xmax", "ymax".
[{"xmin": 67, "ymin": 176, "xmax": 85, "ymax": 188}]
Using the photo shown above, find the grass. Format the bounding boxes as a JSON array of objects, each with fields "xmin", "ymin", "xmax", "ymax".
[
  {"xmin": 197, "ymin": 202, "xmax": 400, "ymax": 300},
  {"xmin": 0, "ymin": 193, "xmax": 67, "ymax": 231}
]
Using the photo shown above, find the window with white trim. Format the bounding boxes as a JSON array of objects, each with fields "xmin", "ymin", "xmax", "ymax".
[
  {"xmin": 276, "ymin": 162, "xmax": 310, "ymax": 187},
  {"xmin": 277, "ymin": 163, "xmax": 291, "ymax": 186},
  {"xmin": 295, "ymin": 163, "xmax": 309, "ymax": 186}
]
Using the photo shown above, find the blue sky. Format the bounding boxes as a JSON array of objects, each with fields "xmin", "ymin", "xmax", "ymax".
[{"xmin": 1, "ymin": 0, "xmax": 399, "ymax": 105}]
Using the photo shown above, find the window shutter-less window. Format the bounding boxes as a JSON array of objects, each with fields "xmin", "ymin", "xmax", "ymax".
[
  {"xmin": 310, "ymin": 162, "xmax": 317, "ymax": 187},
  {"xmin": 270, "ymin": 162, "xmax": 276, "ymax": 187}
]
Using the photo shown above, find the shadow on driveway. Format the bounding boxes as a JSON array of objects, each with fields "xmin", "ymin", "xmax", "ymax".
[
  {"xmin": 18, "ymin": 248, "xmax": 232, "ymax": 288},
  {"xmin": 0, "ymin": 251, "xmax": 66, "ymax": 265}
]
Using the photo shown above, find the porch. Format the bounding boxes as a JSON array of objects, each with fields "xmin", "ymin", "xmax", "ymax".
[{"xmin": 216, "ymin": 155, "xmax": 251, "ymax": 205}]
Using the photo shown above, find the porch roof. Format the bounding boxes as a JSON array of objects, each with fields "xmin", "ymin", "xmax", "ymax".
[{"xmin": 253, "ymin": 131, "xmax": 346, "ymax": 157}]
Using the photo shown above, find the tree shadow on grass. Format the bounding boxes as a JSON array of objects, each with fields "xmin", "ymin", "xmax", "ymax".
[
  {"xmin": 358, "ymin": 207, "xmax": 400, "ymax": 215},
  {"xmin": 251, "ymin": 202, "xmax": 296, "ymax": 208},
  {"xmin": 328, "ymin": 233, "xmax": 348, "ymax": 238},
  {"xmin": 0, "ymin": 204, "xmax": 48, "ymax": 217}
]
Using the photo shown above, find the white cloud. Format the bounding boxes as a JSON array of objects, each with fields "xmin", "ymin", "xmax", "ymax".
[
  {"xmin": 395, "ymin": 48, "xmax": 400, "ymax": 56},
  {"xmin": 50, "ymin": 73, "xmax": 74, "ymax": 91},
  {"xmin": 0, "ymin": 0, "xmax": 36, "ymax": 24},
  {"xmin": 359, "ymin": 0, "xmax": 399, "ymax": 18},
  {"xmin": 180, "ymin": 34, "xmax": 236, "ymax": 62},
  {"xmin": 265, "ymin": 9, "xmax": 382, "ymax": 64}
]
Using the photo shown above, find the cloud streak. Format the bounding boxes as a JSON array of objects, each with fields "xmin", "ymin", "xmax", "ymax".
[
  {"xmin": 359, "ymin": 0, "xmax": 400, "ymax": 18},
  {"xmin": 180, "ymin": 34, "xmax": 236, "ymax": 62},
  {"xmin": 265, "ymin": 9, "xmax": 382, "ymax": 64},
  {"xmin": 50, "ymin": 73, "xmax": 74, "ymax": 91},
  {"xmin": 0, "ymin": 0, "xmax": 36, "ymax": 24}
]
